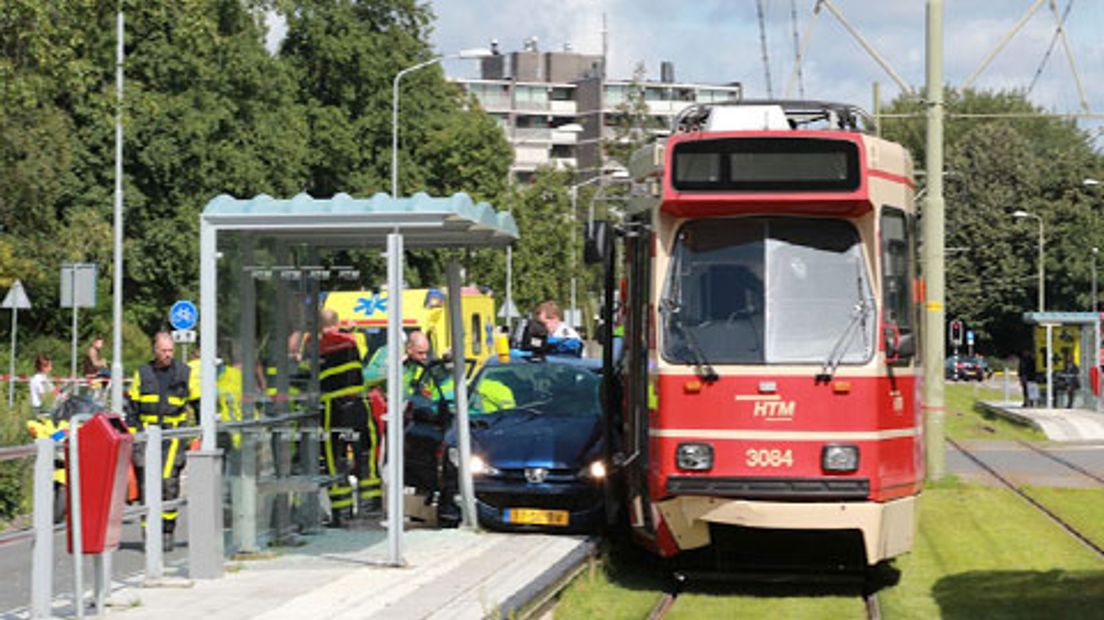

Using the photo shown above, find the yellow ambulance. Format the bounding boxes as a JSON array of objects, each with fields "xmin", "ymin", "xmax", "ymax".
[{"xmin": 321, "ymin": 287, "xmax": 497, "ymax": 368}]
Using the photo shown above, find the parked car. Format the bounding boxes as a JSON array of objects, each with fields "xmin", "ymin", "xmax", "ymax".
[
  {"xmin": 945, "ymin": 355, "xmax": 990, "ymax": 382},
  {"xmin": 404, "ymin": 355, "xmax": 607, "ymax": 532}
]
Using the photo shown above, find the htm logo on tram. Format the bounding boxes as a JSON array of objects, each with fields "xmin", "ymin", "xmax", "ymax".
[{"xmin": 752, "ymin": 400, "xmax": 796, "ymax": 420}]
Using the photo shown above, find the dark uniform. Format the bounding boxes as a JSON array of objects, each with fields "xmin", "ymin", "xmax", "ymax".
[
  {"xmin": 126, "ymin": 358, "xmax": 198, "ymax": 548},
  {"xmin": 319, "ymin": 329, "xmax": 381, "ymax": 523}
]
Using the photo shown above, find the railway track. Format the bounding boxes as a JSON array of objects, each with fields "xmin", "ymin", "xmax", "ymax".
[
  {"xmin": 1013, "ymin": 439, "xmax": 1104, "ymax": 486},
  {"xmin": 947, "ymin": 437, "xmax": 1104, "ymax": 559},
  {"xmin": 643, "ymin": 572, "xmax": 882, "ymax": 620}
]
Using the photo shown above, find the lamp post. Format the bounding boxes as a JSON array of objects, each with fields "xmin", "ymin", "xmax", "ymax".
[
  {"xmin": 391, "ymin": 48, "xmax": 492, "ymax": 198},
  {"xmin": 1013, "ymin": 210, "xmax": 1045, "ymax": 313}
]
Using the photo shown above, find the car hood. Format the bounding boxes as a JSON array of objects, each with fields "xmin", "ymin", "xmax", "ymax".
[{"xmin": 453, "ymin": 412, "xmax": 603, "ymax": 470}]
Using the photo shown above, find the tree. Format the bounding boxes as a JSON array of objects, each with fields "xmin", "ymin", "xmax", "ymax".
[{"xmin": 882, "ymin": 89, "xmax": 1104, "ymax": 354}]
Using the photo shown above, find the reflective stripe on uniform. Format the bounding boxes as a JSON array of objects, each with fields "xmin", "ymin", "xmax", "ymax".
[
  {"xmin": 320, "ymin": 384, "xmax": 364, "ymax": 402},
  {"xmin": 320, "ymin": 360, "xmax": 362, "ymax": 381}
]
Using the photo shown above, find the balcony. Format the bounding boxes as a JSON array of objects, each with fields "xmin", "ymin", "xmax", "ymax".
[{"xmin": 549, "ymin": 100, "xmax": 577, "ymax": 115}]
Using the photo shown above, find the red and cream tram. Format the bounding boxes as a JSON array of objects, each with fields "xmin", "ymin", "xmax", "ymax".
[{"xmin": 604, "ymin": 101, "xmax": 922, "ymax": 569}]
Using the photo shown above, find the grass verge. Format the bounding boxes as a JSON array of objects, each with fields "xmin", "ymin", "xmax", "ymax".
[
  {"xmin": 556, "ymin": 485, "xmax": 1104, "ymax": 619},
  {"xmin": 881, "ymin": 486, "xmax": 1104, "ymax": 619},
  {"xmin": 1022, "ymin": 486, "xmax": 1104, "ymax": 550},
  {"xmin": 944, "ymin": 383, "xmax": 1045, "ymax": 441}
]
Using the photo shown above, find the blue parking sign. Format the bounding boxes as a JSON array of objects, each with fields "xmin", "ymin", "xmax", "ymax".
[{"xmin": 170, "ymin": 300, "xmax": 198, "ymax": 331}]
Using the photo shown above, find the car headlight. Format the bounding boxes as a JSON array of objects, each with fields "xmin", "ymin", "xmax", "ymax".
[
  {"xmin": 583, "ymin": 460, "xmax": 607, "ymax": 479},
  {"xmin": 822, "ymin": 444, "xmax": 859, "ymax": 473},
  {"xmin": 449, "ymin": 448, "xmax": 498, "ymax": 475},
  {"xmin": 676, "ymin": 442, "xmax": 713, "ymax": 471},
  {"xmin": 470, "ymin": 454, "xmax": 499, "ymax": 476}
]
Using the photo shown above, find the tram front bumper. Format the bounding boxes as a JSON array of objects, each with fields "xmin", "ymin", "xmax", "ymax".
[{"xmin": 655, "ymin": 494, "xmax": 918, "ymax": 564}]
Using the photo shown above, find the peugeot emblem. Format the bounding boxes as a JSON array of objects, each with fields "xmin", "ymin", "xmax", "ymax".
[{"xmin": 525, "ymin": 467, "xmax": 548, "ymax": 483}]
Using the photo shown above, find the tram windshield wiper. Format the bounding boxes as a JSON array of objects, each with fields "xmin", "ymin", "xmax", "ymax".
[
  {"xmin": 816, "ymin": 272, "xmax": 874, "ymax": 384},
  {"xmin": 661, "ymin": 296, "xmax": 719, "ymax": 384}
]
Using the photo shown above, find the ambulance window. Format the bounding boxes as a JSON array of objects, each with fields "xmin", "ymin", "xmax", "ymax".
[{"xmin": 471, "ymin": 314, "xmax": 483, "ymax": 355}]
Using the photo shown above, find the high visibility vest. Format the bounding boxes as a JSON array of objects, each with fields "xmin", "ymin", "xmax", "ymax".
[
  {"xmin": 474, "ymin": 377, "xmax": 515, "ymax": 412},
  {"xmin": 217, "ymin": 364, "xmax": 244, "ymax": 423},
  {"xmin": 128, "ymin": 361, "xmax": 196, "ymax": 426}
]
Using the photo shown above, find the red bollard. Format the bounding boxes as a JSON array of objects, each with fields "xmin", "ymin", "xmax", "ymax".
[{"xmin": 66, "ymin": 412, "xmax": 133, "ymax": 554}]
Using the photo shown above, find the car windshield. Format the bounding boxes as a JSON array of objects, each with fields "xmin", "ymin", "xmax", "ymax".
[
  {"xmin": 470, "ymin": 363, "xmax": 600, "ymax": 417},
  {"xmin": 661, "ymin": 217, "xmax": 874, "ymax": 365}
]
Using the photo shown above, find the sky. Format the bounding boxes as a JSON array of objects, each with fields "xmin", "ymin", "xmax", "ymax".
[{"xmin": 425, "ymin": 0, "xmax": 1104, "ymax": 137}]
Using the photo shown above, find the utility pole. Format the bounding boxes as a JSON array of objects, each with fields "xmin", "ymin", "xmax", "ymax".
[{"xmin": 922, "ymin": 0, "xmax": 946, "ymax": 480}]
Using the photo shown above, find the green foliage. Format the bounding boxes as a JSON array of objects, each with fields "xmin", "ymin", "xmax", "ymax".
[
  {"xmin": 603, "ymin": 62, "xmax": 658, "ymax": 170},
  {"xmin": 882, "ymin": 89, "xmax": 1104, "ymax": 355}
]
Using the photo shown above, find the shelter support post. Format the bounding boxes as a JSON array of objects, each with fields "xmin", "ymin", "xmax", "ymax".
[
  {"xmin": 1046, "ymin": 324, "xmax": 1054, "ymax": 409},
  {"xmin": 235, "ymin": 235, "xmax": 259, "ymax": 553},
  {"xmin": 193, "ymin": 218, "xmax": 224, "ymax": 578},
  {"xmin": 386, "ymin": 233, "xmax": 405, "ymax": 566},
  {"xmin": 447, "ymin": 261, "xmax": 477, "ymax": 529}
]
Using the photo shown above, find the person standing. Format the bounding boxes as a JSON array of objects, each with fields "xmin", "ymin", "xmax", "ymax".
[
  {"xmin": 29, "ymin": 354, "xmax": 58, "ymax": 415},
  {"xmin": 318, "ymin": 309, "xmax": 381, "ymax": 525},
  {"xmin": 534, "ymin": 300, "xmax": 583, "ymax": 357},
  {"xmin": 1018, "ymin": 350, "xmax": 1037, "ymax": 407},
  {"xmin": 1061, "ymin": 354, "xmax": 1081, "ymax": 409},
  {"xmin": 125, "ymin": 332, "xmax": 198, "ymax": 551},
  {"xmin": 82, "ymin": 334, "xmax": 108, "ymax": 378}
]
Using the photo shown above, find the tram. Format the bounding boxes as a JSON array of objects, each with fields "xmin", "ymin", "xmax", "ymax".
[{"xmin": 596, "ymin": 100, "xmax": 923, "ymax": 569}]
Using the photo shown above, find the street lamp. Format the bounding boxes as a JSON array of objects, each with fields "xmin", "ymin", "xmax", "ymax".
[
  {"xmin": 391, "ymin": 48, "xmax": 493, "ymax": 198},
  {"xmin": 1013, "ymin": 210, "xmax": 1045, "ymax": 313}
]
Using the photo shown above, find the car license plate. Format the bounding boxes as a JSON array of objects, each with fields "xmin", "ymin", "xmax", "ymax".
[{"xmin": 505, "ymin": 508, "xmax": 570, "ymax": 526}]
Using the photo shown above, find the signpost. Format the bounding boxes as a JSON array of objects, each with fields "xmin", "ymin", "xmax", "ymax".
[
  {"xmin": 61, "ymin": 264, "xmax": 97, "ymax": 380},
  {"xmin": 170, "ymin": 300, "xmax": 198, "ymax": 360},
  {"xmin": 3, "ymin": 280, "xmax": 32, "ymax": 406}
]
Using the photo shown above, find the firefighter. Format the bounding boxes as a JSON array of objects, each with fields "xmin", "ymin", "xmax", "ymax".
[
  {"xmin": 125, "ymin": 331, "xmax": 199, "ymax": 552},
  {"xmin": 319, "ymin": 309, "xmax": 381, "ymax": 525}
]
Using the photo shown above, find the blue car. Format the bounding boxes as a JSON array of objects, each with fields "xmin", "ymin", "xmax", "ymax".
[{"xmin": 406, "ymin": 356, "xmax": 607, "ymax": 532}]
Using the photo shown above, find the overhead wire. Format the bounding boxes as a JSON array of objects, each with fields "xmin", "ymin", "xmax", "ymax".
[
  {"xmin": 790, "ymin": 0, "xmax": 805, "ymax": 99},
  {"xmin": 755, "ymin": 0, "xmax": 774, "ymax": 98},
  {"xmin": 1027, "ymin": 0, "xmax": 1073, "ymax": 95}
]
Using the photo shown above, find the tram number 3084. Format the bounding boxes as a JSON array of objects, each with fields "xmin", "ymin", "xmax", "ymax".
[{"xmin": 745, "ymin": 448, "xmax": 794, "ymax": 468}]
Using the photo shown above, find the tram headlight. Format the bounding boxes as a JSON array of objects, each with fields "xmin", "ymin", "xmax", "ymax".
[
  {"xmin": 822, "ymin": 444, "xmax": 860, "ymax": 473},
  {"xmin": 676, "ymin": 442, "xmax": 714, "ymax": 471}
]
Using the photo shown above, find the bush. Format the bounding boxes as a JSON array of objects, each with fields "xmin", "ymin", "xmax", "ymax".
[{"xmin": 0, "ymin": 400, "xmax": 33, "ymax": 521}]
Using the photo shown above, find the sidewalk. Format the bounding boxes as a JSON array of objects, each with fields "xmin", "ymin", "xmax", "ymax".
[
  {"xmin": 976, "ymin": 400, "xmax": 1104, "ymax": 441},
  {"xmin": 40, "ymin": 527, "xmax": 594, "ymax": 620}
]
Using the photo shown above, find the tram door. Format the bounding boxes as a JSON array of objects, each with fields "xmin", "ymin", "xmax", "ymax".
[{"xmin": 621, "ymin": 217, "xmax": 654, "ymax": 530}]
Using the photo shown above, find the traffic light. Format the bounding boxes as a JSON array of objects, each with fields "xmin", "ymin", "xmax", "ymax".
[{"xmin": 949, "ymin": 320, "xmax": 964, "ymax": 346}]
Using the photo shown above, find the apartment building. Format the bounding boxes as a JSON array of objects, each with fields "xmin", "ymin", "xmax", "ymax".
[{"xmin": 450, "ymin": 40, "xmax": 743, "ymax": 181}]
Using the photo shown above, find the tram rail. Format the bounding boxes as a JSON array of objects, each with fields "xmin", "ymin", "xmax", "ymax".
[{"xmin": 947, "ymin": 437, "xmax": 1104, "ymax": 559}]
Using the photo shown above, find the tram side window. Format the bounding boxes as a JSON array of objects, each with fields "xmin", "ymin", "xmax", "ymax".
[{"xmin": 881, "ymin": 208, "xmax": 913, "ymax": 336}]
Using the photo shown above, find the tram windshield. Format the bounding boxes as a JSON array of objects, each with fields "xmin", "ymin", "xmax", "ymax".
[{"xmin": 661, "ymin": 217, "xmax": 874, "ymax": 365}]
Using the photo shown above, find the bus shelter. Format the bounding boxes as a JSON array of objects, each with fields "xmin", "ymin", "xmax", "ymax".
[
  {"xmin": 1022, "ymin": 311, "xmax": 1099, "ymax": 410},
  {"xmin": 191, "ymin": 192, "xmax": 517, "ymax": 577}
]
